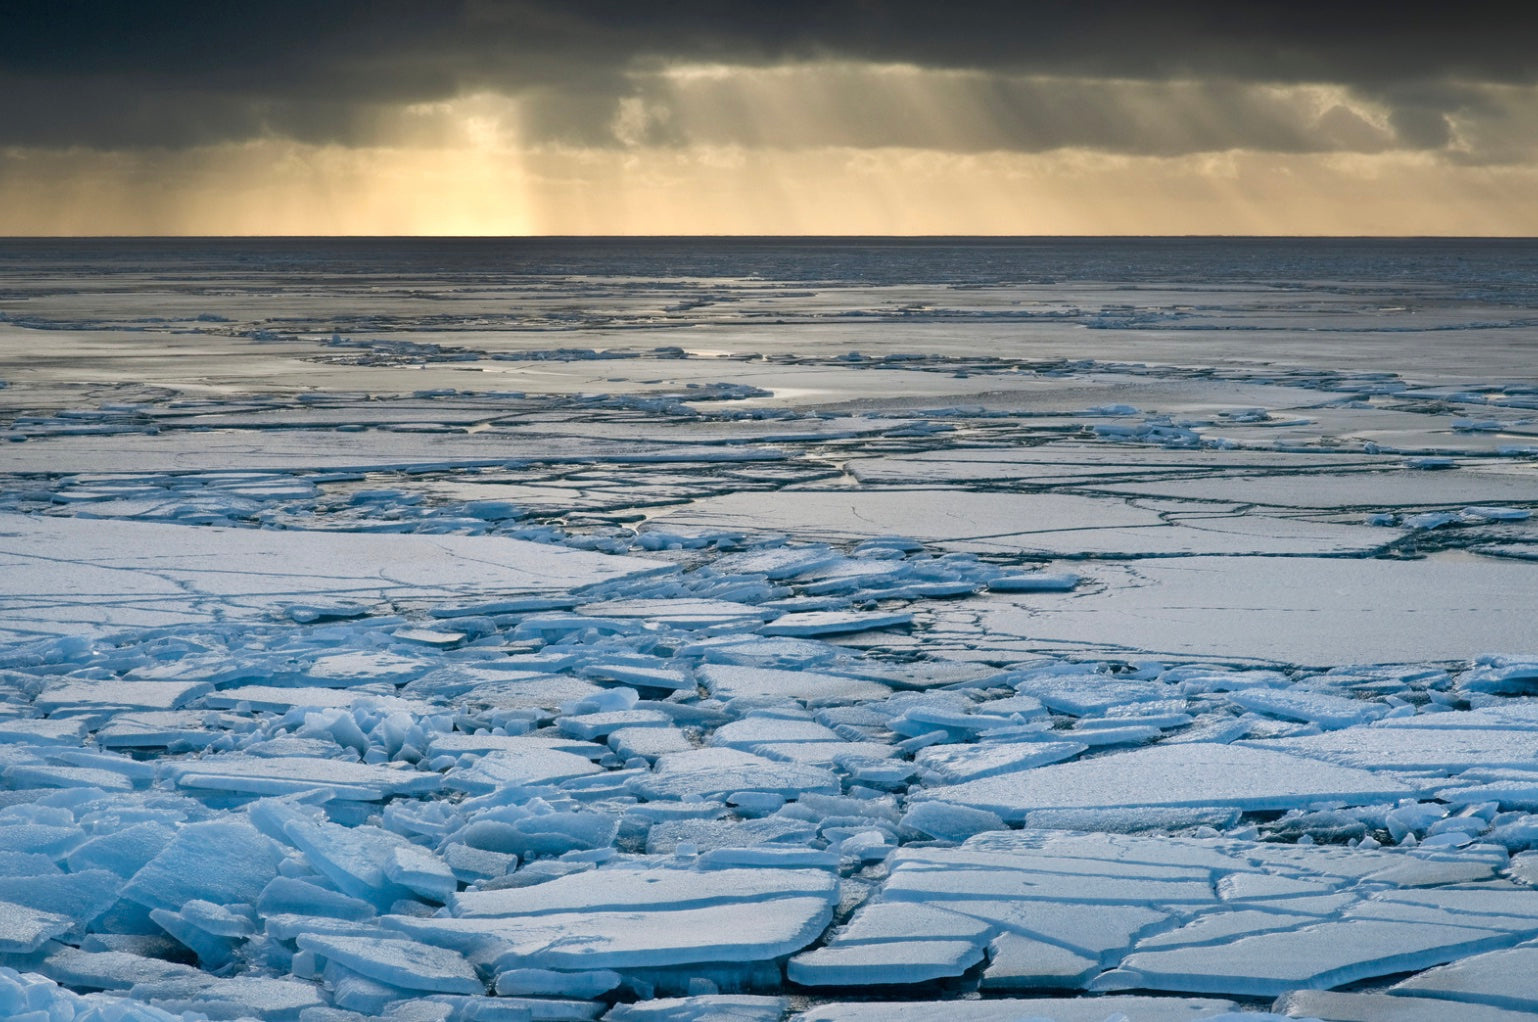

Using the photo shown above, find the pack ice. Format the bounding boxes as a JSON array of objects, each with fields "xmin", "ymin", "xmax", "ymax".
[{"xmin": 2, "ymin": 237, "xmax": 1538, "ymax": 1021}]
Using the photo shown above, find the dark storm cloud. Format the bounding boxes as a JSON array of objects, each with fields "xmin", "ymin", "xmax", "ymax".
[{"xmin": 1, "ymin": 1, "xmax": 1533, "ymax": 150}]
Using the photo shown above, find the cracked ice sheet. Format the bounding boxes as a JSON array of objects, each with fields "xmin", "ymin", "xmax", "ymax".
[
  {"xmin": 1083, "ymin": 466, "xmax": 1538, "ymax": 509},
  {"xmin": 802, "ymin": 830, "xmax": 1538, "ymax": 998},
  {"xmin": 848, "ymin": 446, "xmax": 1395, "ymax": 485},
  {"xmin": 911, "ymin": 743, "xmax": 1420, "ymax": 822},
  {"xmin": 1, "ymin": 429, "xmax": 789, "ymax": 475},
  {"xmin": 967, "ymin": 551, "xmax": 1538, "ymax": 665},
  {"xmin": 652, "ymin": 490, "xmax": 1400, "ymax": 556},
  {"xmin": 0, "ymin": 512, "xmax": 669, "ymax": 641}
]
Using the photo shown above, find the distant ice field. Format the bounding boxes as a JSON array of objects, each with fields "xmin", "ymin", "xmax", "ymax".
[{"xmin": 1, "ymin": 237, "xmax": 1537, "ymax": 1021}]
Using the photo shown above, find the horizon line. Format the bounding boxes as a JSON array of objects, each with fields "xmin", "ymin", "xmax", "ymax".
[{"xmin": 4, "ymin": 233, "xmax": 1538, "ymax": 242}]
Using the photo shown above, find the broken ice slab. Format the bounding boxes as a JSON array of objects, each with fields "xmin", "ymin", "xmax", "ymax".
[
  {"xmin": 580, "ymin": 658, "xmax": 695, "ymax": 691},
  {"xmin": 125, "ymin": 974, "xmax": 329, "ymax": 1020},
  {"xmin": 201, "ymin": 685, "xmax": 428, "ymax": 713},
  {"xmin": 416, "ymin": 673, "xmax": 609, "ymax": 713},
  {"xmin": 759, "ymin": 610, "xmax": 913, "ymax": 637},
  {"xmin": 628, "ymin": 748, "xmax": 841, "ymax": 801},
  {"xmin": 608, "ymin": 995, "xmax": 788, "ymax": 1022},
  {"xmin": 0, "ymin": 512, "xmax": 670, "ymax": 640},
  {"xmin": 1276, "ymin": 989, "xmax": 1538, "ymax": 1022},
  {"xmin": 913, "ymin": 741, "xmax": 1086, "ymax": 785},
  {"xmin": 1133, "ymin": 909, "xmax": 1325, "ymax": 953},
  {"xmin": 792, "ymin": 996, "xmax": 1241, "ymax": 1021},
  {"xmin": 824, "ymin": 901, "xmax": 997, "ymax": 947},
  {"xmin": 392, "ymin": 627, "xmax": 469, "ymax": 648},
  {"xmin": 788, "ymin": 939, "xmax": 986, "ymax": 986},
  {"xmin": 834, "ymin": 658, "xmax": 1006, "ymax": 691},
  {"xmin": 698, "ymin": 664, "xmax": 893, "ymax": 704},
  {"xmin": 1225, "ymin": 688, "xmax": 1389, "ymax": 730},
  {"xmin": 168, "ymin": 754, "xmax": 446, "ymax": 800},
  {"xmin": 3, "ymin": 761, "xmax": 136, "ymax": 792},
  {"xmin": 443, "ymin": 746, "xmax": 603, "ymax": 795},
  {"xmin": 0, "ymin": 716, "xmax": 89, "ymax": 745},
  {"xmin": 911, "ymin": 743, "xmax": 1419, "ymax": 823},
  {"xmin": 645, "ymin": 815, "xmax": 818, "ymax": 855},
  {"xmin": 166, "ymin": 753, "xmax": 442, "ymax": 801},
  {"xmin": 878, "ymin": 852, "xmax": 1220, "ymax": 907},
  {"xmin": 0, "ymin": 868, "xmax": 121, "ymax": 930},
  {"xmin": 1103, "ymin": 917, "xmax": 1524, "ymax": 998},
  {"xmin": 1250, "ymin": 724, "xmax": 1538, "ymax": 772},
  {"xmin": 0, "ymin": 902, "xmax": 75, "ymax": 953},
  {"xmin": 453, "ymin": 865, "xmax": 838, "ymax": 918},
  {"xmin": 295, "ymin": 933, "xmax": 483, "ymax": 995},
  {"xmin": 559, "ymin": 708, "xmax": 674, "ymax": 741},
  {"xmin": 303, "ymin": 649, "xmax": 435, "ymax": 685},
  {"xmin": 609, "ymin": 726, "xmax": 695, "ymax": 759},
  {"xmin": 93, "ymin": 710, "xmax": 230, "ymax": 750},
  {"xmin": 1388, "ymin": 944, "xmax": 1538, "ymax": 1013},
  {"xmin": 252, "ymin": 801, "xmax": 456, "ymax": 907},
  {"xmin": 119, "ymin": 819, "xmax": 283, "ymax": 914},
  {"xmin": 979, "ymin": 932, "xmax": 1102, "ymax": 990},
  {"xmin": 1021, "ymin": 807, "xmax": 1244, "ymax": 834},
  {"xmin": 1009, "ymin": 668, "xmax": 1181, "ymax": 717},
  {"xmin": 709, "ymin": 716, "xmax": 844, "ymax": 750},
  {"xmin": 986, "ymin": 572, "xmax": 1081, "ymax": 593},
  {"xmin": 576, "ymin": 598, "xmax": 779, "ymax": 629},
  {"xmin": 33, "ymin": 677, "xmax": 211, "ymax": 716},
  {"xmin": 388, "ymin": 896, "xmax": 835, "ymax": 972},
  {"xmin": 36, "ymin": 945, "xmax": 204, "ymax": 991}
]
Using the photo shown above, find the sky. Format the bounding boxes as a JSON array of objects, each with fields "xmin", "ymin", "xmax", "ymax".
[{"xmin": 3, "ymin": 1, "xmax": 1537, "ymax": 236}]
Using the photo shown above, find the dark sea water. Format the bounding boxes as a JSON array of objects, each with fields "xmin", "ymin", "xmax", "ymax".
[{"xmin": 3, "ymin": 236, "xmax": 1538, "ymax": 293}]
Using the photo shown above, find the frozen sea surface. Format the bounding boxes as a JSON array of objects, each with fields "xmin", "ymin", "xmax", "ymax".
[{"xmin": 1, "ymin": 237, "xmax": 1538, "ymax": 1021}]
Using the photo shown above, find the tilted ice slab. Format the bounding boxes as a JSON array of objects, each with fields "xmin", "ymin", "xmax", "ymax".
[
  {"xmin": 165, "ymin": 753, "xmax": 442, "ymax": 801},
  {"xmin": 760, "ymin": 610, "xmax": 914, "ymax": 637},
  {"xmin": 389, "ymin": 896, "xmax": 835, "ymax": 972},
  {"xmin": 0, "ymin": 512, "xmax": 670, "ymax": 640},
  {"xmin": 0, "ymin": 904, "xmax": 75, "ymax": 954},
  {"xmin": 454, "ymin": 865, "xmax": 838, "ymax": 918},
  {"xmin": 912, "ymin": 743, "xmax": 1418, "ymax": 823},
  {"xmin": 1389, "ymin": 945, "xmax": 1538, "ymax": 1013},
  {"xmin": 1277, "ymin": 989, "xmax": 1538, "ymax": 1022},
  {"xmin": 295, "ymin": 932, "xmax": 483, "ymax": 995}
]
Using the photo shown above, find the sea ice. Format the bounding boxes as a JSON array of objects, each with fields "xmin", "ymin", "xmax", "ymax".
[
  {"xmin": 913, "ymin": 743, "xmax": 1417, "ymax": 822},
  {"xmin": 7, "ymin": 238, "xmax": 1538, "ymax": 1021}
]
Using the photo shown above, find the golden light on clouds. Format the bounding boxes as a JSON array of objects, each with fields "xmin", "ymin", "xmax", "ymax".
[{"xmin": 2, "ymin": 63, "xmax": 1536, "ymax": 236}]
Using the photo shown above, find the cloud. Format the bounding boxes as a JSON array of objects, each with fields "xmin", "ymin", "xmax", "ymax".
[
  {"xmin": 595, "ymin": 66, "xmax": 1420, "ymax": 157},
  {"xmin": 2, "ymin": 1, "xmax": 1533, "ymax": 234},
  {"xmin": 1, "ymin": 1, "xmax": 1534, "ymax": 150}
]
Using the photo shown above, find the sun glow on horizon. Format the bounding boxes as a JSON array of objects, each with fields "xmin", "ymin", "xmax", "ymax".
[{"xmin": 3, "ymin": 63, "xmax": 1537, "ymax": 237}]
